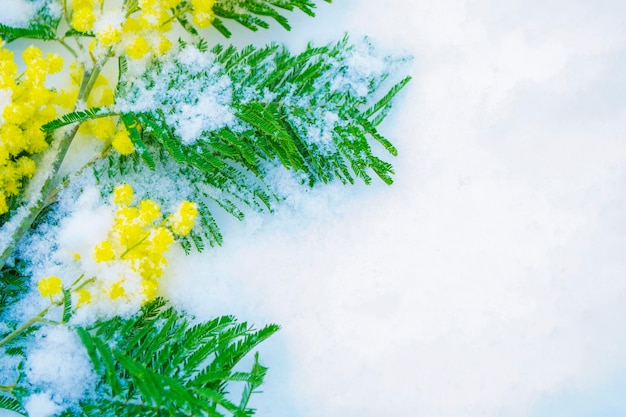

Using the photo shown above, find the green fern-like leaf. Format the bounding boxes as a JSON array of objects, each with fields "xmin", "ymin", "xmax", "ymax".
[
  {"xmin": 175, "ymin": 0, "xmax": 329, "ymax": 37},
  {"xmin": 73, "ymin": 299, "xmax": 278, "ymax": 416},
  {"xmin": 109, "ymin": 37, "xmax": 408, "ymax": 252},
  {"xmin": 0, "ymin": 394, "xmax": 24, "ymax": 415},
  {"xmin": 0, "ymin": 22, "xmax": 55, "ymax": 43},
  {"xmin": 63, "ymin": 28, "xmax": 95, "ymax": 38},
  {"xmin": 363, "ymin": 76, "xmax": 412, "ymax": 125},
  {"xmin": 41, "ymin": 107, "xmax": 113, "ymax": 132},
  {"xmin": 214, "ymin": 37, "xmax": 409, "ymax": 186},
  {"xmin": 120, "ymin": 113, "xmax": 156, "ymax": 169},
  {"xmin": 62, "ymin": 289, "xmax": 73, "ymax": 323},
  {"xmin": 176, "ymin": 12, "xmax": 200, "ymax": 37},
  {"xmin": 0, "ymin": 264, "xmax": 29, "ymax": 318},
  {"xmin": 0, "ymin": 2, "xmax": 61, "ymax": 43}
]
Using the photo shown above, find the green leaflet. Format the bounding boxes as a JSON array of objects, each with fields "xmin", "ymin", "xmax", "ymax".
[
  {"xmin": 121, "ymin": 113, "xmax": 156, "ymax": 169},
  {"xmin": 41, "ymin": 107, "xmax": 114, "ymax": 133},
  {"xmin": 173, "ymin": 0, "xmax": 329, "ymax": 38},
  {"xmin": 0, "ymin": 22, "xmax": 56, "ymax": 42},
  {"xmin": 70, "ymin": 299, "xmax": 279, "ymax": 416},
  {"xmin": 0, "ymin": 395, "xmax": 24, "ymax": 415},
  {"xmin": 0, "ymin": 265, "xmax": 29, "ymax": 318},
  {"xmin": 62, "ymin": 289, "xmax": 73, "ymax": 323},
  {"xmin": 363, "ymin": 76, "xmax": 412, "ymax": 127},
  {"xmin": 238, "ymin": 353, "xmax": 268, "ymax": 411},
  {"xmin": 108, "ymin": 37, "xmax": 408, "ymax": 252},
  {"xmin": 0, "ymin": 1, "xmax": 61, "ymax": 43},
  {"xmin": 0, "ymin": 2, "xmax": 409, "ymax": 416}
]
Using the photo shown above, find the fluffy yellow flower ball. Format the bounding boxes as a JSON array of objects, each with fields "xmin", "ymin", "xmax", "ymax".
[
  {"xmin": 37, "ymin": 276, "xmax": 63, "ymax": 298},
  {"xmin": 112, "ymin": 127, "xmax": 136, "ymax": 155},
  {"xmin": 168, "ymin": 201, "xmax": 198, "ymax": 236},
  {"xmin": 113, "ymin": 183, "xmax": 134, "ymax": 206}
]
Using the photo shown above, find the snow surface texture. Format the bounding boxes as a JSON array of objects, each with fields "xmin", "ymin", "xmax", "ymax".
[
  {"xmin": 0, "ymin": 0, "xmax": 39, "ymax": 27},
  {"xmin": 116, "ymin": 44, "xmax": 235, "ymax": 144},
  {"xmin": 3, "ymin": 0, "xmax": 626, "ymax": 416},
  {"xmin": 0, "ymin": 0, "xmax": 60, "ymax": 28},
  {"xmin": 161, "ymin": 1, "xmax": 626, "ymax": 416},
  {"xmin": 24, "ymin": 327, "xmax": 97, "ymax": 412}
]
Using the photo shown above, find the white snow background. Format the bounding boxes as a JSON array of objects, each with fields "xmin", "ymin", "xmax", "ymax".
[
  {"xmin": 194, "ymin": 1, "xmax": 626, "ymax": 416},
  {"xmin": 4, "ymin": 0, "xmax": 626, "ymax": 416}
]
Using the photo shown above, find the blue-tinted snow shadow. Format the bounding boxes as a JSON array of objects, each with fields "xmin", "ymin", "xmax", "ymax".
[{"xmin": 530, "ymin": 368, "xmax": 626, "ymax": 417}]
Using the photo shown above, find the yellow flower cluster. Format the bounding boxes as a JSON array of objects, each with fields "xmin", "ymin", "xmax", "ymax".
[
  {"xmin": 120, "ymin": 0, "xmax": 182, "ymax": 59},
  {"xmin": 35, "ymin": 184, "xmax": 199, "ymax": 309},
  {"xmin": 92, "ymin": 184, "xmax": 171, "ymax": 301},
  {"xmin": 71, "ymin": 0, "xmax": 98, "ymax": 32},
  {"xmin": 72, "ymin": 0, "xmax": 215, "ymax": 61},
  {"xmin": 75, "ymin": 0, "xmax": 181, "ymax": 60},
  {"xmin": 37, "ymin": 275, "xmax": 63, "ymax": 298},
  {"xmin": 71, "ymin": 71, "xmax": 135, "ymax": 155},
  {"xmin": 191, "ymin": 0, "xmax": 216, "ymax": 28},
  {"xmin": 37, "ymin": 274, "xmax": 92, "ymax": 307},
  {"xmin": 168, "ymin": 200, "xmax": 199, "ymax": 236},
  {"xmin": 0, "ymin": 42, "xmax": 64, "ymax": 214},
  {"xmin": 90, "ymin": 184, "xmax": 197, "ymax": 303}
]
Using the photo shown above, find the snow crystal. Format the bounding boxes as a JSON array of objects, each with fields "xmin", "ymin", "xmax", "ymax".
[
  {"xmin": 0, "ymin": 0, "xmax": 60, "ymax": 28},
  {"xmin": 116, "ymin": 44, "xmax": 236, "ymax": 145},
  {"xmin": 329, "ymin": 39, "xmax": 388, "ymax": 97},
  {"xmin": 300, "ymin": 109, "xmax": 340, "ymax": 151},
  {"xmin": 23, "ymin": 393, "xmax": 62, "ymax": 417},
  {"xmin": 0, "ymin": 347, "xmax": 22, "ymax": 387},
  {"xmin": 177, "ymin": 44, "xmax": 213, "ymax": 72},
  {"xmin": 25, "ymin": 326, "xmax": 97, "ymax": 411},
  {"xmin": 0, "ymin": 129, "xmax": 72, "ymax": 268},
  {"xmin": 55, "ymin": 186, "xmax": 112, "ymax": 264},
  {"xmin": 92, "ymin": 10, "xmax": 125, "ymax": 35},
  {"xmin": 0, "ymin": 0, "xmax": 38, "ymax": 27}
]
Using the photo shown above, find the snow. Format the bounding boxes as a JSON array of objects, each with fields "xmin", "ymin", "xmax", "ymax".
[
  {"xmin": 0, "ymin": 1, "xmax": 38, "ymax": 27},
  {"xmin": 116, "ymin": 44, "xmax": 236, "ymax": 145},
  {"xmin": 328, "ymin": 38, "xmax": 389, "ymax": 97},
  {"xmin": 0, "ymin": 0, "xmax": 61, "ymax": 28},
  {"xmin": 92, "ymin": 10, "xmax": 125, "ymax": 35},
  {"xmin": 0, "ymin": 127, "xmax": 67, "ymax": 267},
  {"xmin": 3, "ymin": 0, "xmax": 626, "ymax": 416},
  {"xmin": 164, "ymin": 1, "xmax": 626, "ymax": 416},
  {"xmin": 25, "ymin": 326, "xmax": 97, "ymax": 410},
  {"xmin": 23, "ymin": 393, "xmax": 61, "ymax": 417}
]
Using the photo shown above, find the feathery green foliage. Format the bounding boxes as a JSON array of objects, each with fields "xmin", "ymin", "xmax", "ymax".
[
  {"xmin": 107, "ymin": 37, "xmax": 409, "ymax": 251},
  {"xmin": 0, "ymin": 22, "xmax": 56, "ymax": 43},
  {"xmin": 68, "ymin": 298, "xmax": 278, "ymax": 416},
  {"xmin": 0, "ymin": 395, "xmax": 24, "ymax": 415},
  {"xmin": 0, "ymin": 265, "xmax": 29, "ymax": 318},
  {"xmin": 0, "ymin": 299, "xmax": 278, "ymax": 416},
  {"xmin": 0, "ymin": 1, "xmax": 60, "ymax": 43},
  {"xmin": 127, "ymin": 37, "xmax": 409, "ymax": 187},
  {"xmin": 42, "ymin": 107, "xmax": 114, "ymax": 133},
  {"xmin": 0, "ymin": 1, "xmax": 409, "ymax": 415},
  {"xmin": 176, "ymin": 0, "xmax": 331, "ymax": 38}
]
